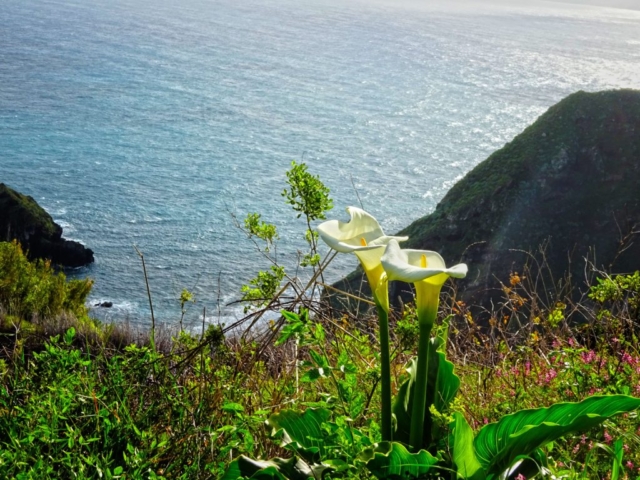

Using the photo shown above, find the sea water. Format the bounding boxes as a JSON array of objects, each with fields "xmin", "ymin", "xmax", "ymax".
[{"xmin": 2, "ymin": 0, "xmax": 639, "ymax": 328}]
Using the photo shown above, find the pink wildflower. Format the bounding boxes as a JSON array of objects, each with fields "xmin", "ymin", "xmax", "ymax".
[
  {"xmin": 603, "ymin": 430, "xmax": 613, "ymax": 444},
  {"xmin": 621, "ymin": 351, "xmax": 635, "ymax": 365},
  {"xmin": 515, "ymin": 474, "xmax": 526, "ymax": 480},
  {"xmin": 581, "ymin": 350, "xmax": 596, "ymax": 364},
  {"xmin": 544, "ymin": 369, "xmax": 557, "ymax": 383}
]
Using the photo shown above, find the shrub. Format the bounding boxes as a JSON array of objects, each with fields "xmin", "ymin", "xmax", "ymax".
[{"xmin": 0, "ymin": 240, "xmax": 93, "ymax": 322}]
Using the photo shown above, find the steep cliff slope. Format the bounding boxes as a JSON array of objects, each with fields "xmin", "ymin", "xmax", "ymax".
[{"xmin": 331, "ymin": 90, "xmax": 640, "ymax": 317}]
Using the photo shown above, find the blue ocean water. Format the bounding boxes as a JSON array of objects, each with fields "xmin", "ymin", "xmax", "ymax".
[{"xmin": 2, "ymin": 0, "xmax": 640, "ymax": 328}]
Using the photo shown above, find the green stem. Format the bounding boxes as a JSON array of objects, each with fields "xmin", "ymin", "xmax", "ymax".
[
  {"xmin": 409, "ymin": 321, "xmax": 433, "ymax": 451},
  {"xmin": 376, "ymin": 302, "xmax": 393, "ymax": 442}
]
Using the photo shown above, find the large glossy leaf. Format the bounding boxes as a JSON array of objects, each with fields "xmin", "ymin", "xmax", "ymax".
[
  {"xmin": 393, "ymin": 346, "xmax": 460, "ymax": 447},
  {"xmin": 434, "ymin": 350, "xmax": 460, "ymax": 413},
  {"xmin": 222, "ymin": 455, "xmax": 326, "ymax": 480},
  {"xmin": 392, "ymin": 358, "xmax": 419, "ymax": 446},
  {"xmin": 474, "ymin": 395, "xmax": 640, "ymax": 475},
  {"xmin": 451, "ymin": 413, "xmax": 485, "ymax": 480},
  {"xmin": 361, "ymin": 441, "xmax": 438, "ymax": 479},
  {"xmin": 267, "ymin": 408, "xmax": 331, "ymax": 462}
]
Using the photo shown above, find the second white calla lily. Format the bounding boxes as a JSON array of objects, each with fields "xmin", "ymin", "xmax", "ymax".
[
  {"xmin": 381, "ymin": 239, "xmax": 468, "ymax": 323},
  {"xmin": 381, "ymin": 238, "xmax": 468, "ymax": 450}
]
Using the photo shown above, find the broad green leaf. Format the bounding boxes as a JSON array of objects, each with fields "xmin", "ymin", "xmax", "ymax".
[
  {"xmin": 495, "ymin": 450, "xmax": 548, "ymax": 480},
  {"xmin": 276, "ymin": 310, "xmax": 309, "ymax": 346},
  {"xmin": 474, "ymin": 395, "xmax": 640, "ymax": 475},
  {"xmin": 301, "ymin": 368, "xmax": 325, "ymax": 382},
  {"xmin": 392, "ymin": 358, "xmax": 422, "ymax": 446},
  {"xmin": 433, "ymin": 350, "xmax": 460, "ymax": 413},
  {"xmin": 221, "ymin": 455, "xmax": 323, "ymax": 480},
  {"xmin": 309, "ymin": 350, "xmax": 329, "ymax": 368},
  {"xmin": 361, "ymin": 441, "xmax": 438, "ymax": 479},
  {"xmin": 452, "ymin": 413, "xmax": 485, "ymax": 480},
  {"xmin": 611, "ymin": 438, "xmax": 624, "ymax": 480},
  {"xmin": 436, "ymin": 315, "xmax": 452, "ymax": 353},
  {"xmin": 267, "ymin": 408, "xmax": 331, "ymax": 461},
  {"xmin": 223, "ymin": 402, "xmax": 245, "ymax": 414},
  {"xmin": 393, "ymin": 347, "xmax": 460, "ymax": 447}
]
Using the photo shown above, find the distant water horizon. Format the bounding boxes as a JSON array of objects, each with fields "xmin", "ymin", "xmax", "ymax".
[{"xmin": 2, "ymin": 0, "xmax": 639, "ymax": 329}]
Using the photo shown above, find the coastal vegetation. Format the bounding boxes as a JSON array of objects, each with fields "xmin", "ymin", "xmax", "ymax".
[{"xmin": 2, "ymin": 91, "xmax": 640, "ymax": 478}]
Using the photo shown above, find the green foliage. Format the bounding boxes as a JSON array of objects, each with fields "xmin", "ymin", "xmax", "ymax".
[
  {"xmin": 179, "ymin": 288, "xmax": 195, "ymax": 308},
  {"xmin": 245, "ymin": 213, "xmax": 279, "ymax": 252},
  {"xmin": 0, "ymin": 324, "xmax": 288, "ymax": 479},
  {"xmin": 240, "ymin": 161, "xmax": 333, "ymax": 311},
  {"xmin": 359, "ymin": 442, "xmax": 438, "ymax": 479},
  {"xmin": 241, "ymin": 266, "xmax": 286, "ymax": 311},
  {"xmin": 281, "ymin": 161, "xmax": 333, "ymax": 222},
  {"xmin": 268, "ymin": 408, "xmax": 333, "ymax": 461},
  {"xmin": 178, "ymin": 288, "xmax": 196, "ymax": 330},
  {"xmin": 474, "ymin": 395, "xmax": 640, "ymax": 478},
  {"xmin": 282, "ymin": 160, "xmax": 333, "ymax": 270},
  {"xmin": 452, "ymin": 413, "xmax": 484, "ymax": 480},
  {"xmin": 0, "ymin": 240, "xmax": 93, "ymax": 321},
  {"xmin": 589, "ymin": 271, "xmax": 640, "ymax": 320},
  {"xmin": 275, "ymin": 309, "xmax": 310, "ymax": 346}
]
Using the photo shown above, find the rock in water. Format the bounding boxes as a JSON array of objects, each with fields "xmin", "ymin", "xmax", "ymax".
[
  {"xmin": 0, "ymin": 183, "xmax": 94, "ymax": 267},
  {"xmin": 331, "ymin": 89, "xmax": 640, "ymax": 320}
]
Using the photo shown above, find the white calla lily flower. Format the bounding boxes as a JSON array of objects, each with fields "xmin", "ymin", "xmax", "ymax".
[
  {"xmin": 381, "ymin": 239, "xmax": 467, "ymax": 324},
  {"xmin": 318, "ymin": 206, "xmax": 406, "ymax": 441},
  {"xmin": 317, "ymin": 207, "xmax": 408, "ymax": 311},
  {"xmin": 317, "ymin": 206, "xmax": 408, "ymax": 253}
]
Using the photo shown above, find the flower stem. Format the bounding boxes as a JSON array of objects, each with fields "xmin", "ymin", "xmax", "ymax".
[
  {"xmin": 409, "ymin": 320, "xmax": 433, "ymax": 451},
  {"xmin": 376, "ymin": 302, "xmax": 393, "ymax": 442}
]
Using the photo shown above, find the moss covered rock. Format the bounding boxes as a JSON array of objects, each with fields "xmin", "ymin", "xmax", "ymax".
[
  {"xmin": 331, "ymin": 89, "xmax": 640, "ymax": 319},
  {"xmin": 0, "ymin": 183, "xmax": 94, "ymax": 267}
]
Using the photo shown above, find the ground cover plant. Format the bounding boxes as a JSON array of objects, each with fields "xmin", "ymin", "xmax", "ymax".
[{"xmin": 0, "ymin": 163, "xmax": 639, "ymax": 479}]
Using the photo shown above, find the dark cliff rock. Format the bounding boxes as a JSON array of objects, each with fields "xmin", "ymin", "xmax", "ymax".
[
  {"xmin": 0, "ymin": 183, "xmax": 94, "ymax": 267},
  {"xmin": 330, "ymin": 89, "xmax": 640, "ymax": 319}
]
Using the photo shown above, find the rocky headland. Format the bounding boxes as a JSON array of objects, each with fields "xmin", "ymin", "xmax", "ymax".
[
  {"xmin": 330, "ymin": 89, "xmax": 640, "ymax": 319},
  {"xmin": 0, "ymin": 183, "xmax": 94, "ymax": 268}
]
